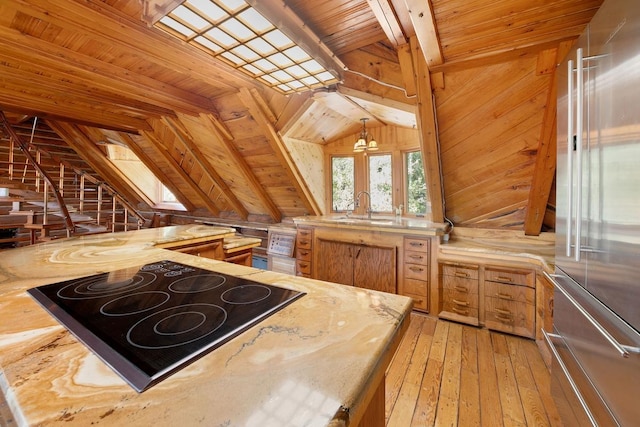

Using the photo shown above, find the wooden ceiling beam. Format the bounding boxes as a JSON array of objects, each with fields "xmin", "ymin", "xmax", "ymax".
[
  {"xmin": 404, "ymin": 0, "xmax": 443, "ymax": 68},
  {"xmin": 238, "ymin": 87, "xmax": 321, "ymax": 216},
  {"xmin": 366, "ymin": 0, "xmax": 407, "ymax": 47},
  {"xmin": 140, "ymin": 128, "xmax": 222, "ymax": 216},
  {"xmin": 160, "ymin": 116, "xmax": 250, "ymax": 220},
  {"xmin": 47, "ymin": 121, "xmax": 148, "ymax": 206},
  {"xmin": 524, "ymin": 41, "xmax": 573, "ymax": 235},
  {"xmin": 200, "ymin": 113, "xmax": 282, "ymax": 223},
  {"xmin": 0, "ymin": 25, "xmax": 211, "ymax": 117},
  {"xmin": 411, "ymin": 37, "xmax": 444, "ymax": 223},
  {"xmin": 117, "ymin": 132, "xmax": 197, "ymax": 212}
]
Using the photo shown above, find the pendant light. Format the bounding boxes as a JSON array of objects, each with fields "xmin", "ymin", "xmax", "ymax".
[{"xmin": 353, "ymin": 118, "xmax": 378, "ymax": 153}]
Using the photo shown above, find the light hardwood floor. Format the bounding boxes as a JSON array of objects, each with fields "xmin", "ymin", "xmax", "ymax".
[{"xmin": 385, "ymin": 312, "xmax": 562, "ymax": 426}]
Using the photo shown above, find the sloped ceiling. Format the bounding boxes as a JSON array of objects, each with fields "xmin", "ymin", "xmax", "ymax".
[{"xmin": 0, "ymin": 0, "xmax": 603, "ymax": 231}]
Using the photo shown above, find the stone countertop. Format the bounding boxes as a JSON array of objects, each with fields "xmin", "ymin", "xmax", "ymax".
[
  {"xmin": 438, "ymin": 230, "xmax": 556, "ymax": 272},
  {"xmin": 292, "ymin": 215, "xmax": 449, "ymax": 236},
  {"xmin": 0, "ymin": 225, "xmax": 411, "ymax": 426},
  {"xmin": 222, "ymin": 235, "xmax": 262, "ymax": 252}
]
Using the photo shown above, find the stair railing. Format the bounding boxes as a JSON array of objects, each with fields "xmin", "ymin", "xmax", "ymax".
[{"xmin": 0, "ymin": 112, "xmax": 75, "ymax": 236}]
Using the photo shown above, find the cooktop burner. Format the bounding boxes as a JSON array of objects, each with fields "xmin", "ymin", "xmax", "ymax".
[{"xmin": 27, "ymin": 260, "xmax": 304, "ymax": 392}]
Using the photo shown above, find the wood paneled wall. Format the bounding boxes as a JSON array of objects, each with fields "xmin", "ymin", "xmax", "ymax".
[{"xmin": 435, "ymin": 57, "xmax": 551, "ymax": 228}]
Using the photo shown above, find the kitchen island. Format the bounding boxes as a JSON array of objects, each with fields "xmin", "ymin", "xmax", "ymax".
[{"xmin": 0, "ymin": 225, "xmax": 412, "ymax": 426}]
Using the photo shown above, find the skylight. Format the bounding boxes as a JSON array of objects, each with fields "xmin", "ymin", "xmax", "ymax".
[{"xmin": 155, "ymin": 0, "xmax": 342, "ymax": 94}]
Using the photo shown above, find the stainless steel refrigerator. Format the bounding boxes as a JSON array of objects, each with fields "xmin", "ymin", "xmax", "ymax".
[{"xmin": 546, "ymin": 0, "xmax": 640, "ymax": 424}]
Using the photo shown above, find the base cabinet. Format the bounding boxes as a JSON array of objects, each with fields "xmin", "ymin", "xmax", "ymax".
[
  {"xmin": 484, "ymin": 267, "xmax": 536, "ymax": 338},
  {"xmin": 316, "ymin": 239, "xmax": 396, "ymax": 294},
  {"xmin": 400, "ymin": 237, "xmax": 430, "ymax": 311},
  {"xmin": 438, "ymin": 262, "xmax": 480, "ymax": 325},
  {"xmin": 438, "ymin": 261, "xmax": 537, "ymax": 339}
]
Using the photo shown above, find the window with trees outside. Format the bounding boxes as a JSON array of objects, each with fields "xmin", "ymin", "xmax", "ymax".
[
  {"xmin": 331, "ymin": 156, "xmax": 354, "ymax": 211},
  {"xmin": 369, "ymin": 154, "xmax": 392, "ymax": 212},
  {"xmin": 405, "ymin": 150, "xmax": 429, "ymax": 215}
]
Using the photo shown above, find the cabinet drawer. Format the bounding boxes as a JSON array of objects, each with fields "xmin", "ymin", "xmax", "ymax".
[
  {"xmin": 441, "ymin": 264, "xmax": 479, "ymax": 280},
  {"xmin": 296, "ymin": 259, "xmax": 312, "ymax": 275},
  {"xmin": 403, "ymin": 278, "xmax": 427, "ymax": 297},
  {"xmin": 485, "ymin": 281, "xmax": 535, "ymax": 304},
  {"xmin": 442, "ymin": 288, "xmax": 479, "ymax": 309},
  {"xmin": 441, "ymin": 301, "xmax": 479, "ymax": 319},
  {"xmin": 405, "ymin": 292, "xmax": 428, "ymax": 311},
  {"xmin": 485, "ymin": 267, "xmax": 534, "ymax": 287},
  {"xmin": 296, "ymin": 247, "xmax": 312, "ymax": 262},
  {"xmin": 404, "ymin": 250, "xmax": 428, "ymax": 266},
  {"xmin": 404, "ymin": 237, "xmax": 429, "ymax": 254},
  {"xmin": 485, "ymin": 297, "xmax": 535, "ymax": 337},
  {"xmin": 404, "ymin": 263, "xmax": 428, "ymax": 281},
  {"xmin": 441, "ymin": 275, "xmax": 478, "ymax": 294},
  {"xmin": 296, "ymin": 229, "xmax": 313, "ymax": 250}
]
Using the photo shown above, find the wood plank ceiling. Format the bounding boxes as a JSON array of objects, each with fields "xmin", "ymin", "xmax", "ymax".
[{"xmin": 0, "ymin": 0, "xmax": 603, "ymax": 231}]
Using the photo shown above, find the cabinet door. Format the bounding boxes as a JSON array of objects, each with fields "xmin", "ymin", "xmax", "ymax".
[
  {"xmin": 316, "ymin": 239, "xmax": 354, "ymax": 286},
  {"xmin": 354, "ymin": 245, "xmax": 396, "ymax": 293}
]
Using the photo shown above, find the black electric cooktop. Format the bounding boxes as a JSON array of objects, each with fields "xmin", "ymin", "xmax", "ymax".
[{"xmin": 27, "ymin": 260, "xmax": 304, "ymax": 392}]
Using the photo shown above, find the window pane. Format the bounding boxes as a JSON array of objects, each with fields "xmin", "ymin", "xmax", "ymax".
[
  {"xmin": 369, "ymin": 154, "xmax": 392, "ymax": 212},
  {"xmin": 406, "ymin": 151, "xmax": 428, "ymax": 214},
  {"xmin": 331, "ymin": 157, "xmax": 354, "ymax": 211}
]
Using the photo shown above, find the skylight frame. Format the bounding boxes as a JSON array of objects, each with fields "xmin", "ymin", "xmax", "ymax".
[{"xmin": 154, "ymin": 0, "xmax": 342, "ymax": 94}]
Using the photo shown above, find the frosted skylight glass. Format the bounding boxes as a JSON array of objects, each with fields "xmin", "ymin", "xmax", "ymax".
[
  {"xmin": 155, "ymin": 0, "xmax": 340, "ymax": 94},
  {"xmin": 188, "ymin": 0, "xmax": 226, "ymax": 21},
  {"xmin": 160, "ymin": 17, "xmax": 194, "ymax": 37},
  {"xmin": 173, "ymin": 5, "xmax": 209, "ymax": 30},
  {"xmin": 220, "ymin": 18, "xmax": 253, "ymax": 40},
  {"xmin": 238, "ymin": 9, "xmax": 272, "ymax": 32}
]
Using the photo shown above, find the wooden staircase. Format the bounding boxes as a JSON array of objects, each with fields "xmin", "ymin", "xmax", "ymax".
[{"xmin": 0, "ymin": 116, "xmax": 146, "ymax": 247}]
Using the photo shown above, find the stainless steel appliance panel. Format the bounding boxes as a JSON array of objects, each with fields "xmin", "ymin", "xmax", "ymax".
[{"xmin": 549, "ymin": 271, "xmax": 640, "ymax": 426}]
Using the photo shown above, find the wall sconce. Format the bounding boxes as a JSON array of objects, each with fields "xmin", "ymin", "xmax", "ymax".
[{"xmin": 353, "ymin": 118, "xmax": 378, "ymax": 153}]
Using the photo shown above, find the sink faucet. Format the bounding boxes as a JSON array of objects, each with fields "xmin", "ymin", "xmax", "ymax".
[{"xmin": 355, "ymin": 191, "xmax": 372, "ymax": 219}]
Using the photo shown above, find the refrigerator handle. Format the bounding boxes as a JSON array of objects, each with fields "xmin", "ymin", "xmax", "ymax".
[
  {"xmin": 546, "ymin": 272, "xmax": 632, "ymax": 358},
  {"xmin": 574, "ymin": 48, "xmax": 584, "ymax": 262},
  {"xmin": 566, "ymin": 59, "xmax": 574, "ymax": 258}
]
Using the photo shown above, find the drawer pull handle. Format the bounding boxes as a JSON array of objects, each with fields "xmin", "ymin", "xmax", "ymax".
[
  {"xmin": 495, "ymin": 292, "xmax": 513, "ymax": 300},
  {"xmin": 452, "ymin": 299, "xmax": 469, "ymax": 307},
  {"xmin": 452, "ymin": 307, "xmax": 469, "ymax": 315},
  {"xmin": 409, "ymin": 266, "xmax": 423, "ymax": 272},
  {"xmin": 454, "ymin": 271, "xmax": 470, "ymax": 278},
  {"xmin": 409, "ymin": 255, "xmax": 424, "ymax": 260},
  {"xmin": 454, "ymin": 286, "xmax": 469, "ymax": 293},
  {"xmin": 299, "ymin": 240, "xmax": 309, "ymax": 246},
  {"xmin": 410, "ymin": 242, "xmax": 424, "ymax": 247},
  {"xmin": 300, "ymin": 251, "xmax": 309, "ymax": 256},
  {"xmin": 495, "ymin": 308, "xmax": 512, "ymax": 316},
  {"xmin": 496, "ymin": 276, "xmax": 513, "ymax": 282},
  {"xmin": 496, "ymin": 314, "xmax": 513, "ymax": 322},
  {"xmin": 298, "ymin": 263, "xmax": 308, "ymax": 268}
]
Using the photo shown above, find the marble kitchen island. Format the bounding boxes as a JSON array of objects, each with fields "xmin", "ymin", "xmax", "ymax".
[{"xmin": 0, "ymin": 225, "xmax": 411, "ymax": 426}]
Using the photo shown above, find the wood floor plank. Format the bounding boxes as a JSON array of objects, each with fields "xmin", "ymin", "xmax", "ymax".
[
  {"xmin": 434, "ymin": 322, "xmax": 463, "ymax": 426},
  {"xmin": 386, "ymin": 314, "xmax": 426, "ymax": 421},
  {"xmin": 507, "ymin": 336, "xmax": 551, "ymax": 427},
  {"xmin": 477, "ymin": 329, "xmax": 504, "ymax": 427},
  {"xmin": 410, "ymin": 320, "xmax": 450, "ymax": 426},
  {"xmin": 387, "ymin": 317, "xmax": 436, "ymax": 426},
  {"xmin": 458, "ymin": 326, "xmax": 480, "ymax": 426},
  {"xmin": 521, "ymin": 336, "xmax": 563, "ymax": 427},
  {"xmin": 385, "ymin": 314, "xmax": 561, "ymax": 427},
  {"xmin": 492, "ymin": 334, "xmax": 526, "ymax": 426}
]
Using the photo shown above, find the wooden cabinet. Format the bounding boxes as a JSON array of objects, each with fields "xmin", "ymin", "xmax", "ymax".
[
  {"xmin": 400, "ymin": 237, "xmax": 430, "ymax": 312},
  {"xmin": 438, "ymin": 262, "xmax": 480, "ymax": 326},
  {"xmin": 484, "ymin": 267, "xmax": 536, "ymax": 338},
  {"xmin": 295, "ymin": 227, "xmax": 313, "ymax": 278},
  {"xmin": 316, "ymin": 238, "xmax": 396, "ymax": 294},
  {"xmin": 166, "ymin": 240, "xmax": 224, "ymax": 259}
]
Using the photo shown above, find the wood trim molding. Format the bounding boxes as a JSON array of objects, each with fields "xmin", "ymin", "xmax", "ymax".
[
  {"xmin": 199, "ymin": 113, "xmax": 282, "ymax": 223},
  {"xmin": 238, "ymin": 87, "xmax": 322, "ymax": 216}
]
